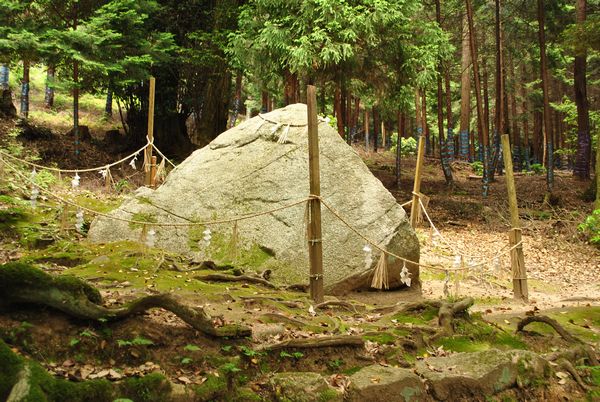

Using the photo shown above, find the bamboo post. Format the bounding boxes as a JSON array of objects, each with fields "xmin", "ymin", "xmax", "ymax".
[
  {"xmin": 307, "ymin": 85, "xmax": 324, "ymax": 303},
  {"xmin": 150, "ymin": 156, "xmax": 158, "ymax": 188},
  {"xmin": 144, "ymin": 77, "xmax": 156, "ymax": 186},
  {"xmin": 410, "ymin": 136, "xmax": 426, "ymax": 228},
  {"xmin": 501, "ymin": 134, "xmax": 528, "ymax": 301}
]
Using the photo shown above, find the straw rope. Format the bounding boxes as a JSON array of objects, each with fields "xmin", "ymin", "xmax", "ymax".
[
  {"xmin": 1, "ymin": 153, "xmax": 522, "ymax": 276},
  {"xmin": 1, "ymin": 156, "xmax": 309, "ymax": 228}
]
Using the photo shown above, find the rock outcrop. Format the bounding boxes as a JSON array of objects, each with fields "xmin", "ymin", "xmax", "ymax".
[{"xmin": 88, "ymin": 104, "xmax": 420, "ymax": 293}]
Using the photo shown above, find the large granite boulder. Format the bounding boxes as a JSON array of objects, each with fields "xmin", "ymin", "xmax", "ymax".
[{"xmin": 88, "ymin": 104, "xmax": 420, "ymax": 293}]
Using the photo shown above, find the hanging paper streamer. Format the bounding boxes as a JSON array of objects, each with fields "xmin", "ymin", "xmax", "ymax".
[
  {"xmin": 30, "ymin": 186, "xmax": 39, "ymax": 208},
  {"xmin": 99, "ymin": 168, "xmax": 108, "ymax": 180},
  {"xmin": 145, "ymin": 228, "xmax": 156, "ymax": 248},
  {"xmin": 71, "ymin": 173, "xmax": 80, "ymax": 188},
  {"xmin": 30, "ymin": 168, "xmax": 37, "ymax": 181},
  {"xmin": 432, "ymin": 231, "xmax": 441, "ymax": 247},
  {"xmin": 202, "ymin": 228, "xmax": 212, "ymax": 248},
  {"xmin": 75, "ymin": 209, "xmax": 84, "ymax": 232},
  {"xmin": 129, "ymin": 153, "xmax": 138, "ymax": 170},
  {"xmin": 363, "ymin": 244, "xmax": 373, "ymax": 270},
  {"xmin": 399, "ymin": 261, "xmax": 411, "ymax": 287}
]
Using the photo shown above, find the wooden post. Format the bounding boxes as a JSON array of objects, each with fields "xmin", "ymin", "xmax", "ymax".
[
  {"xmin": 501, "ymin": 134, "xmax": 528, "ymax": 301},
  {"xmin": 150, "ymin": 156, "xmax": 158, "ymax": 188},
  {"xmin": 410, "ymin": 136, "xmax": 426, "ymax": 228},
  {"xmin": 105, "ymin": 169, "xmax": 111, "ymax": 192},
  {"xmin": 144, "ymin": 77, "xmax": 156, "ymax": 186},
  {"xmin": 307, "ymin": 85, "xmax": 324, "ymax": 303}
]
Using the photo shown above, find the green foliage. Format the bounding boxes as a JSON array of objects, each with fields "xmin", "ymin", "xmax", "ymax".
[
  {"xmin": 116, "ymin": 336, "xmax": 154, "ymax": 347},
  {"xmin": 279, "ymin": 351, "xmax": 304, "ymax": 360},
  {"xmin": 390, "ymin": 135, "xmax": 417, "ymax": 157},
  {"xmin": 471, "ymin": 161, "xmax": 484, "ymax": 176},
  {"xmin": 184, "ymin": 344, "xmax": 201, "ymax": 352},
  {"xmin": 530, "ymin": 163, "xmax": 547, "ymax": 175},
  {"xmin": 578, "ymin": 209, "xmax": 600, "ymax": 246}
]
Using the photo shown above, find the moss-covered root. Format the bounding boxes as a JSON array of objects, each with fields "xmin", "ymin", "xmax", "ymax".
[
  {"xmin": 0, "ymin": 262, "xmax": 251, "ymax": 338},
  {"xmin": 1, "ymin": 338, "xmax": 175, "ymax": 402}
]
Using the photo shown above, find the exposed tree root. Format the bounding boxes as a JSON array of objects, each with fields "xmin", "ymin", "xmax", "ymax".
[
  {"xmin": 516, "ymin": 315, "xmax": 581, "ymax": 344},
  {"xmin": 195, "ymin": 273, "xmax": 278, "ymax": 289},
  {"xmin": 1, "ymin": 262, "xmax": 251, "ymax": 338},
  {"xmin": 558, "ymin": 358, "xmax": 590, "ymax": 391},
  {"xmin": 315, "ymin": 300, "xmax": 366, "ymax": 313},
  {"xmin": 437, "ymin": 297, "xmax": 474, "ymax": 334},
  {"xmin": 546, "ymin": 344, "xmax": 599, "ymax": 366},
  {"xmin": 257, "ymin": 335, "xmax": 365, "ymax": 352},
  {"xmin": 7, "ymin": 364, "xmax": 31, "ymax": 402},
  {"xmin": 240, "ymin": 296, "xmax": 305, "ymax": 309},
  {"xmin": 259, "ymin": 313, "xmax": 307, "ymax": 328}
]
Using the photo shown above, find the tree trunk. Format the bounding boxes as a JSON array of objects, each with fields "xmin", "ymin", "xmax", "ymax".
[
  {"xmin": 415, "ymin": 89, "xmax": 422, "ymax": 140},
  {"xmin": 422, "ymin": 91, "xmax": 431, "ymax": 155},
  {"xmin": 491, "ymin": 0, "xmax": 504, "ymax": 179},
  {"xmin": 20, "ymin": 60, "xmax": 30, "ymax": 119},
  {"xmin": 510, "ymin": 58, "xmax": 521, "ymax": 171},
  {"xmin": 573, "ymin": 0, "xmax": 591, "ymax": 179},
  {"xmin": 44, "ymin": 65, "xmax": 55, "ymax": 109},
  {"xmin": 73, "ymin": 5, "xmax": 80, "ymax": 157},
  {"xmin": 538, "ymin": 0, "xmax": 554, "ymax": 194},
  {"xmin": 521, "ymin": 64, "xmax": 530, "ymax": 170},
  {"xmin": 105, "ymin": 88, "xmax": 112, "ymax": 117},
  {"xmin": 261, "ymin": 91, "xmax": 269, "ymax": 113},
  {"xmin": 459, "ymin": 14, "xmax": 471, "ymax": 160},
  {"xmin": 364, "ymin": 108, "xmax": 370, "ymax": 151},
  {"xmin": 283, "ymin": 69, "xmax": 298, "ymax": 106},
  {"xmin": 436, "ymin": 0, "xmax": 452, "ymax": 184},
  {"xmin": 0, "ymin": 63, "xmax": 8, "ymax": 89},
  {"xmin": 349, "ymin": 96, "xmax": 360, "ymax": 145},
  {"xmin": 229, "ymin": 71, "xmax": 243, "ymax": 128},
  {"xmin": 372, "ymin": 106, "xmax": 379, "ymax": 152},
  {"xmin": 334, "ymin": 85, "xmax": 344, "ymax": 137},
  {"xmin": 466, "ymin": 0, "xmax": 490, "ymax": 195},
  {"xmin": 445, "ymin": 64, "xmax": 455, "ymax": 161},
  {"xmin": 397, "ymin": 111, "xmax": 404, "ymax": 187}
]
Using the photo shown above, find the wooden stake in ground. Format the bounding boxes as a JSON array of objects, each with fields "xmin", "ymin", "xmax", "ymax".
[
  {"xmin": 410, "ymin": 136, "xmax": 426, "ymax": 228},
  {"xmin": 144, "ymin": 77, "xmax": 156, "ymax": 186},
  {"xmin": 150, "ymin": 156, "xmax": 158, "ymax": 188},
  {"xmin": 306, "ymin": 85, "xmax": 324, "ymax": 303},
  {"xmin": 501, "ymin": 134, "xmax": 528, "ymax": 301}
]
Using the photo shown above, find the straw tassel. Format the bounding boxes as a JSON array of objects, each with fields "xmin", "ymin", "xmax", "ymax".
[{"xmin": 370, "ymin": 253, "xmax": 389, "ymax": 290}]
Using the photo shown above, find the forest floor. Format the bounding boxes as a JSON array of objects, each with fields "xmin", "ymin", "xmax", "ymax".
[
  {"xmin": 361, "ymin": 149, "xmax": 600, "ymax": 315},
  {"xmin": 0, "ymin": 84, "xmax": 599, "ymax": 400}
]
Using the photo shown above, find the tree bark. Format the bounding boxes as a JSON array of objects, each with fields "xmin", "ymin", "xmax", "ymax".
[
  {"xmin": 436, "ymin": 0, "xmax": 452, "ymax": 184},
  {"xmin": 397, "ymin": 110, "xmax": 405, "ymax": 187},
  {"xmin": 466, "ymin": 0, "xmax": 490, "ymax": 195},
  {"xmin": 364, "ymin": 108, "xmax": 370, "ymax": 151},
  {"xmin": 491, "ymin": 0, "xmax": 504, "ymax": 179},
  {"xmin": 229, "ymin": 71, "xmax": 243, "ymax": 128},
  {"xmin": 538, "ymin": 0, "xmax": 554, "ymax": 194},
  {"xmin": 105, "ymin": 88, "xmax": 112, "ymax": 117},
  {"xmin": 372, "ymin": 106, "xmax": 380, "ymax": 152},
  {"xmin": 44, "ymin": 65, "xmax": 55, "ymax": 109},
  {"xmin": 334, "ymin": 84, "xmax": 344, "ymax": 137},
  {"xmin": 422, "ymin": 91, "xmax": 431, "ymax": 155},
  {"xmin": 459, "ymin": 14, "xmax": 471, "ymax": 160},
  {"xmin": 283, "ymin": 69, "xmax": 298, "ymax": 106},
  {"xmin": 20, "ymin": 60, "xmax": 30, "ymax": 119},
  {"xmin": 574, "ymin": 0, "xmax": 591, "ymax": 179},
  {"xmin": 521, "ymin": 64, "xmax": 530, "ymax": 170}
]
